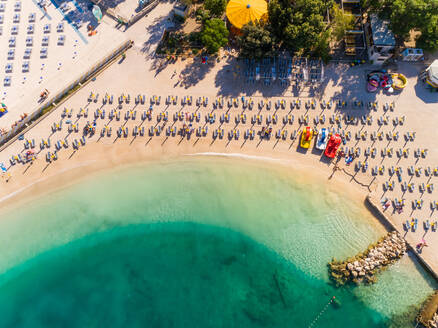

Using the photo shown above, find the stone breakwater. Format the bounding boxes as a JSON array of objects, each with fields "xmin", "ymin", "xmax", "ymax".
[
  {"xmin": 417, "ymin": 291, "xmax": 438, "ymax": 328},
  {"xmin": 328, "ymin": 231, "xmax": 407, "ymax": 285}
]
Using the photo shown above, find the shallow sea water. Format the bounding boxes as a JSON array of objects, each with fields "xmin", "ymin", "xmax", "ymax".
[{"xmin": 0, "ymin": 157, "xmax": 435, "ymax": 327}]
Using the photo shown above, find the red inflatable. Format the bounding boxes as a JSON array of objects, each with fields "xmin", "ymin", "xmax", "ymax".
[{"xmin": 324, "ymin": 134, "xmax": 342, "ymax": 158}]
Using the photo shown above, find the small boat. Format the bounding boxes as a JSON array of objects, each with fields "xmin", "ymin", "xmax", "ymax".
[
  {"xmin": 300, "ymin": 127, "xmax": 313, "ymax": 149},
  {"xmin": 324, "ymin": 134, "xmax": 341, "ymax": 158},
  {"xmin": 316, "ymin": 128, "xmax": 329, "ymax": 150}
]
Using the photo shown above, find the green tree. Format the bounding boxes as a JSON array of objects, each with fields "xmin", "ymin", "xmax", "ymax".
[
  {"xmin": 360, "ymin": 0, "xmax": 385, "ymax": 12},
  {"xmin": 201, "ymin": 18, "xmax": 229, "ymax": 53},
  {"xmin": 313, "ymin": 29, "xmax": 332, "ymax": 62},
  {"xmin": 237, "ymin": 22, "xmax": 275, "ymax": 58},
  {"xmin": 330, "ymin": 4, "xmax": 355, "ymax": 41},
  {"xmin": 417, "ymin": 15, "xmax": 438, "ymax": 50},
  {"xmin": 204, "ymin": 0, "xmax": 226, "ymax": 17},
  {"xmin": 181, "ymin": 0, "xmax": 192, "ymax": 7},
  {"xmin": 268, "ymin": 0, "xmax": 334, "ymax": 55},
  {"xmin": 196, "ymin": 8, "xmax": 211, "ymax": 23},
  {"xmin": 386, "ymin": 0, "xmax": 426, "ymax": 39},
  {"xmin": 361, "ymin": 0, "xmax": 438, "ymax": 49}
]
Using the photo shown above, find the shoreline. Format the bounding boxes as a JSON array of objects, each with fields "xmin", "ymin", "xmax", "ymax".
[
  {"xmin": 0, "ymin": 151, "xmax": 434, "ymax": 326},
  {"xmin": 0, "ymin": 160, "xmax": 97, "ymax": 204},
  {"xmin": 6, "ymin": 151, "xmax": 434, "ymax": 282},
  {"xmin": 3, "ymin": 150, "xmax": 437, "ymax": 301},
  {"xmin": 0, "ymin": 150, "xmax": 372, "ymax": 218}
]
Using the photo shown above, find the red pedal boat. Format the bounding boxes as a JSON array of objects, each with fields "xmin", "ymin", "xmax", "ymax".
[{"xmin": 324, "ymin": 134, "xmax": 341, "ymax": 158}]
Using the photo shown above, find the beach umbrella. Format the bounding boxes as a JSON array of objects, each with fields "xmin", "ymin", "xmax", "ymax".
[
  {"xmin": 92, "ymin": 5, "xmax": 103, "ymax": 22},
  {"xmin": 226, "ymin": 0, "xmax": 268, "ymax": 30}
]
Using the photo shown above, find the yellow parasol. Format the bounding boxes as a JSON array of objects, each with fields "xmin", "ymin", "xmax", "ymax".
[{"xmin": 226, "ymin": 0, "xmax": 268, "ymax": 30}]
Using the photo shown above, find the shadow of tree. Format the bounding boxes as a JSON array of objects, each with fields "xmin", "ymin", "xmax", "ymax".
[
  {"xmin": 54, "ymin": 0, "xmax": 101, "ymax": 31},
  {"xmin": 393, "ymin": 61, "xmax": 438, "ymax": 104},
  {"xmin": 214, "ymin": 58, "xmax": 289, "ymax": 97},
  {"xmin": 313, "ymin": 64, "xmax": 381, "ymax": 117},
  {"xmin": 92, "ymin": 0, "xmax": 141, "ymax": 14},
  {"xmin": 141, "ymin": 13, "xmax": 175, "ymax": 58},
  {"xmin": 415, "ymin": 80, "xmax": 438, "ymax": 104},
  {"xmin": 178, "ymin": 57, "xmax": 215, "ymax": 89},
  {"xmin": 321, "ymin": 65, "xmax": 371, "ymax": 100}
]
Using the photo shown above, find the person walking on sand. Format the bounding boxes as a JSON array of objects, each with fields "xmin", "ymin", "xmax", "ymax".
[
  {"xmin": 40, "ymin": 89, "xmax": 49, "ymax": 100},
  {"xmin": 422, "ymin": 239, "xmax": 428, "ymax": 249},
  {"xmin": 417, "ymin": 239, "xmax": 429, "ymax": 253}
]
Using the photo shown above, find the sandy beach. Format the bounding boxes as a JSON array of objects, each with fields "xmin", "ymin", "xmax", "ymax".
[
  {"xmin": 0, "ymin": 0, "xmax": 438, "ymax": 279},
  {"xmin": 0, "ymin": 0, "xmax": 127, "ymax": 129}
]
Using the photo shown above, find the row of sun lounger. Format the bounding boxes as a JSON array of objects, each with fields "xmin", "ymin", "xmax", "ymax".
[
  {"xmin": 80, "ymin": 108, "xmax": 408, "ymax": 130},
  {"xmin": 404, "ymin": 218, "xmax": 437, "ymax": 232},
  {"xmin": 87, "ymin": 93, "xmax": 397, "ymax": 112}
]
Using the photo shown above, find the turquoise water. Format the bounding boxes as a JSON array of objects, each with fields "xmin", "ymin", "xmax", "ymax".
[{"xmin": 0, "ymin": 157, "xmax": 435, "ymax": 327}]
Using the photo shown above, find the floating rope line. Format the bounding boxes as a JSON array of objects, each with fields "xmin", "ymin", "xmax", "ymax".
[{"xmin": 308, "ymin": 296, "xmax": 336, "ymax": 328}]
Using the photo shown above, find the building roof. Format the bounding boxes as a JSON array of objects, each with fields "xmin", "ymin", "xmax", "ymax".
[
  {"xmin": 174, "ymin": 3, "xmax": 188, "ymax": 11},
  {"xmin": 370, "ymin": 14, "xmax": 396, "ymax": 46}
]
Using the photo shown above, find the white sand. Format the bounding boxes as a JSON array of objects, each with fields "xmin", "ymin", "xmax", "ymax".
[{"xmin": 0, "ymin": 0, "xmax": 126, "ymax": 129}]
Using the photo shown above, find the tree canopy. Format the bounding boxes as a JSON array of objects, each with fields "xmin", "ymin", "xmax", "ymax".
[
  {"xmin": 416, "ymin": 14, "xmax": 438, "ymax": 50},
  {"xmin": 204, "ymin": 0, "xmax": 226, "ymax": 17},
  {"xmin": 201, "ymin": 18, "xmax": 229, "ymax": 53},
  {"xmin": 362, "ymin": 0, "xmax": 438, "ymax": 50},
  {"xmin": 268, "ymin": 0, "xmax": 333, "ymax": 56},
  {"xmin": 330, "ymin": 4, "xmax": 355, "ymax": 41},
  {"xmin": 237, "ymin": 22, "xmax": 275, "ymax": 58}
]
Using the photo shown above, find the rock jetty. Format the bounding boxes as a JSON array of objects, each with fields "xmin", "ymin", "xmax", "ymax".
[
  {"xmin": 328, "ymin": 231, "xmax": 406, "ymax": 286},
  {"xmin": 417, "ymin": 291, "xmax": 438, "ymax": 328}
]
